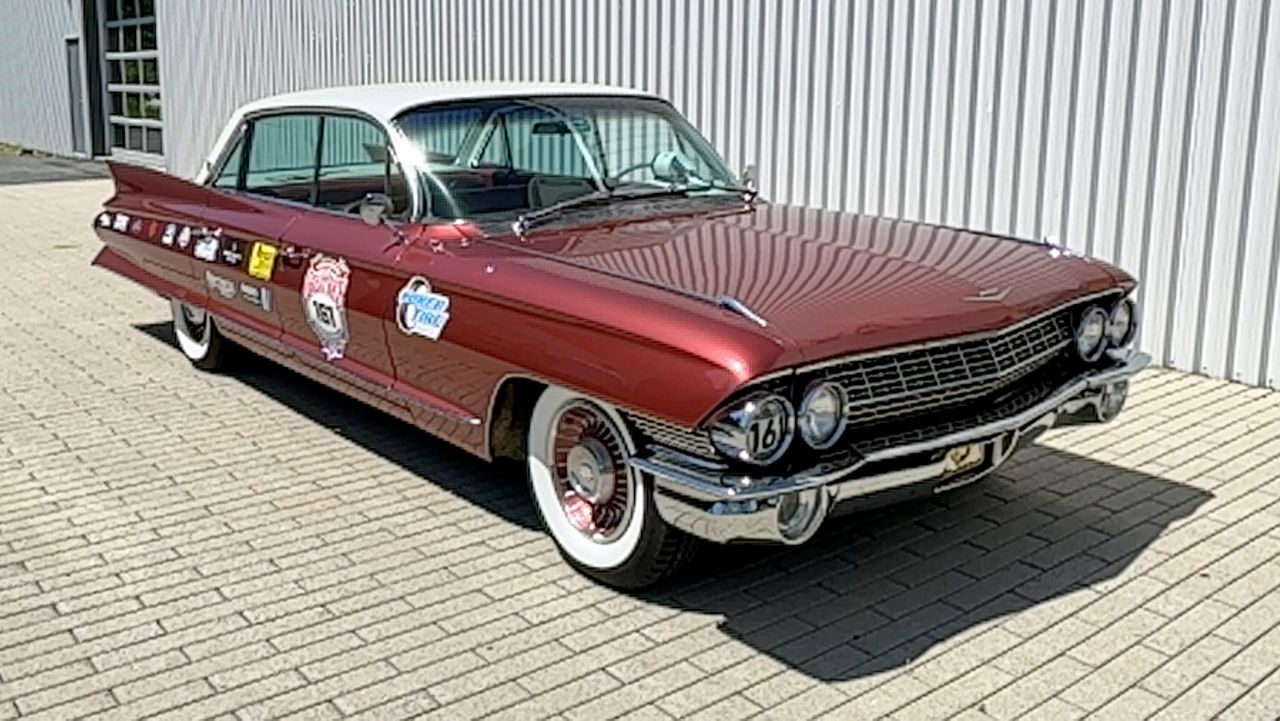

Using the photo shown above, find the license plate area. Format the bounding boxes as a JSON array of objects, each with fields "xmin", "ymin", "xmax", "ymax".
[{"xmin": 941, "ymin": 442, "xmax": 987, "ymax": 478}]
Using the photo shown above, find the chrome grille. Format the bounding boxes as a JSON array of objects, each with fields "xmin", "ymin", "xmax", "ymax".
[
  {"xmin": 832, "ymin": 312, "xmax": 1073, "ymax": 424},
  {"xmin": 850, "ymin": 365, "xmax": 1073, "ymax": 454},
  {"xmin": 629, "ymin": 310, "xmax": 1078, "ymax": 463}
]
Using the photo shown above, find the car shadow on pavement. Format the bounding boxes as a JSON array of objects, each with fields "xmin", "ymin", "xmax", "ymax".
[
  {"xmin": 136, "ymin": 321, "xmax": 1210, "ymax": 682},
  {"xmin": 133, "ymin": 321, "xmax": 541, "ymax": 531},
  {"xmin": 643, "ymin": 447, "xmax": 1212, "ymax": 681}
]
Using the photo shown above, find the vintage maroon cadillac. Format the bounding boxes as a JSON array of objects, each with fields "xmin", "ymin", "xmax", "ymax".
[{"xmin": 91, "ymin": 82, "xmax": 1148, "ymax": 587}]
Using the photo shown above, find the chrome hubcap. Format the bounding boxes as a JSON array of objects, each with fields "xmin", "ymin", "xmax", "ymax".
[
  {"xmin": 551, "ymin": 402, "xmax": 634, "ymax": 542},
  {"xmin": 566, "ymin": 438, "xmax": 614, "ymax": 504}
]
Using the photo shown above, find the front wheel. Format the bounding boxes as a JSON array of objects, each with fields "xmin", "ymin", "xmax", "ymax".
[
  {"xmin": 170, "ymin": 298, "xmax": 229, "ymax": 370},
  {"xmin": 527, "ymin": 386, "xmax": 696, "ymax": 589}
]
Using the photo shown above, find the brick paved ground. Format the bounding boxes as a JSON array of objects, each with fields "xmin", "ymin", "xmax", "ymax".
[{"xmin": 3, "ymin": 177, "xmax": 1280, "ymax": 720}]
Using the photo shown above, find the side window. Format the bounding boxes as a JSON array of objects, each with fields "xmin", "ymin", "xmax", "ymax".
[
  {"xmin": 244, "ymin": 114, "xmax": 320, "ymax": 203},
  {"xmin": 315, "ymin": 115, "xmax": 409, "ymax": 218},
  {"xmin": 212, "ymin": 135, "xmax": 244, "ymax": 189}
]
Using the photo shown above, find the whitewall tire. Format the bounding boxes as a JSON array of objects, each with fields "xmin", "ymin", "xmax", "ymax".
[
  {"xmin": 527, "ymin": 385, "xmax": 696, "ymax": 588},
  {"xmin": 170, "ymin": 298, "xmax": 228, "ymax": 370}
]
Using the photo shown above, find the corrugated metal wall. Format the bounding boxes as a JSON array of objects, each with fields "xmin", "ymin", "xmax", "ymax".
[
  {"xmin": 0, "ymin": 3, "xmax": 80, "ymax": 155},
  {"xmin": 156, "ymin": 0, "xmax": 1280, "ymax": 390}
]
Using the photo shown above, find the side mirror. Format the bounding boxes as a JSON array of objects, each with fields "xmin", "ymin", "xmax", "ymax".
[
  {"xmin": 652, "ymin": 150, "xmax": 695, "ymax": 185},
  {"xmin": 741, "ymin": 164, "xmax": 758, "ymax": 189},
  {"xmin": 358, "ymin": 192, "xmax": 394, "ymax": 227}
]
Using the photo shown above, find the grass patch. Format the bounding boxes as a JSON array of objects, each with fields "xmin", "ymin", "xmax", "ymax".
[{"xmin": 0, "ymin": 143, "xmax": 48, "ymax": 157}]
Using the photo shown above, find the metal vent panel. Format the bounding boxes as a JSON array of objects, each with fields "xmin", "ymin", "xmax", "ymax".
[{"xmin": 628, "ymin": 413, "xmax": 716, "ymax": 459}]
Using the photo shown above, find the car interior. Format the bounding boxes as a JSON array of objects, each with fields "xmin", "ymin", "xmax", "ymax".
[{"xmin": 425, "ymin": 167, "xmax": 597, "ymax": 218}]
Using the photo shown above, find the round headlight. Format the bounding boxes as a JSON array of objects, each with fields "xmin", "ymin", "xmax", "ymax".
[
  {"xmin": 1107, "ymin": 298, "xmax": 1137, "ymax": 347},
  {"xmin": 1075, "ymin": 306, "xmax": 1109, "ymax": 361},
  {"xmin": 798, "ymin": 382, "xmax": 846, "ymax": 449},
  {"xmin": 708, "ymin": 393, "xmax": 794, "ymax": 465}
]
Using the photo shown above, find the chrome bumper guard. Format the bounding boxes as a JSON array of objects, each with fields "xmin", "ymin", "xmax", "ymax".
[{"xmin": 631, "ymin": 350, "xmax": 1151, "ymax": 545}]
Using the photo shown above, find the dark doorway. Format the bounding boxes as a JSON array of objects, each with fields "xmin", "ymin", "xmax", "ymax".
[{"xmin": 65, "ymin": 38, "xmax": 87, "ymax": 155}]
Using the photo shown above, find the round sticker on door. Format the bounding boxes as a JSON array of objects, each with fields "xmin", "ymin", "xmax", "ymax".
[{"xmin": 302, "ymin": 254, "xmax": 350, "ymax": 360}]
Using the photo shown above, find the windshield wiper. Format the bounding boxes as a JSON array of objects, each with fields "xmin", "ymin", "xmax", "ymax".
[
  {"xmin": 510, "ymin": 189, "xmax": 615, "ymax": 236},
  {"xmin": 511, "ymin": 184, "xmax": 755, "ymax": 237}
]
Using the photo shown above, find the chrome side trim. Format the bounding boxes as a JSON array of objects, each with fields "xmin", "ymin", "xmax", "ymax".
[{"xmin": 214, "ymin": 311, "xmax": 481, "ymax": 426}]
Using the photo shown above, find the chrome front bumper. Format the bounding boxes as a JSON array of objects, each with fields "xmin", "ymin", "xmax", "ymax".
[{"xmin": 631, "ymin": 350, "xmax": 1151, "ymax": 545}]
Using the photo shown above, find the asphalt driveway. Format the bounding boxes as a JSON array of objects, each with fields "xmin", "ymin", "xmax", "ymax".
[
  {"xmin": 2, "ymin": 175, "xmax": 1280, "ymax": 720},
  {"xmin": 0, "ymin": 153, "xmax": 107, "ymax": 186}
]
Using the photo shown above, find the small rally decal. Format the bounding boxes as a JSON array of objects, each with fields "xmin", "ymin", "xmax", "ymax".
[
  {"xmin": 161, "ymin": 223, "xmax": 177, "ymax": 246},
  {"xmin": 395, "ymin": 276, "xmax": 451, "ymax": 341},
  {"xmin": 111, "ymin": 213, "xmax": 130, "ymax": 232},
  {"xmin": 204, "ymin": 270, "xmax": 236, "ymax": 299},
  {"xmin": 176, "ymin": 226, "xmax": 192, "ymax": 249},
  {"xmin": 222, "ymin": 239, "xmax": 244, "ymax": 266},
  {"xmin": 247, "ymin": 242, "xmax": 278, "ymax": 281},
  {"xmin": 97, "ymin": 212, "xmax": 112, "ymax": 227},
  {"xmin": 302, "ymin": 254, "xmax": 350, "ymax": 360},
  {"xmin": 194, "ymin": 228, "xmax": 221, "ymax": 262},
  {"xmin": 240, "ymin": 283, "xmax": 272, "ymax": 311}
]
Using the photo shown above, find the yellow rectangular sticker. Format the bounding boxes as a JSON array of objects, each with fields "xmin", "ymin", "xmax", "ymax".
[{"xmin": 247, "ymin": 242, "xmax": 278, "ymax": 281}]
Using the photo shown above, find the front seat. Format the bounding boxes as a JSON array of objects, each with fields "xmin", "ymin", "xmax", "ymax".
[{"xmin": 527, "ymin": 176, "xmax": 597, "ymax": 209}]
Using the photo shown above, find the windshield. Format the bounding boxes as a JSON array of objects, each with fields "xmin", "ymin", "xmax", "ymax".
[{"xmin": 393, "ymin": 95, "xmax": 738, "ymax": 220}]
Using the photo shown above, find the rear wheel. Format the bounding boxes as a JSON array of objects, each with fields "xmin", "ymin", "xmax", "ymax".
[
  {"xmin": 170, "ymin": 299, "xmax": 229, "ymax": 370},
  {"xmin": 527, "ymin": 385, "xmax": 696, "ymax": 589}
]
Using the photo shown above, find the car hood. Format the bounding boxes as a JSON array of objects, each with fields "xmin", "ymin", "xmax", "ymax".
[{"xmin": 505, "ymin": 202, "xmax": 1133, "ymax": 365}]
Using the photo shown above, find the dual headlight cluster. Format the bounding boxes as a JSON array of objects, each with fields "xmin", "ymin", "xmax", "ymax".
[
  {"xmin": 709, "ymin": 294, "xmax": 1140, "ymax": 466},
  {"xmin": 1075, "ymin": 296, "xmax": 1138, "ymax": 362},
  {"xmin": 707, "ymin": 381, "xmax": 847, "ymax": 466}
]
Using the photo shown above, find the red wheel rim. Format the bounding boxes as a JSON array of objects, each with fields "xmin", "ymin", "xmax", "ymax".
[{"xmin": 550, "ymin": 402, "xmax": 635, "ymax": 542}]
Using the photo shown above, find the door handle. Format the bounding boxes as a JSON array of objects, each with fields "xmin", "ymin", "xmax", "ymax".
[{"xmin": 281, "ymin": 245, "xmax": 313, "ymax": 267}]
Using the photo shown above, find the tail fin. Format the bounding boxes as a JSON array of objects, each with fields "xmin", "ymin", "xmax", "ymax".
[{"xmin": 106, "ymin": 160, "xmax": 209, "ymax": 203}]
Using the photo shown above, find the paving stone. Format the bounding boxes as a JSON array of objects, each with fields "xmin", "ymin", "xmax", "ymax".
[
  {"xmin": 1218, "ymin": 665, "xmax": 1280, "ymax": 720},
  {"xmin": 978, "ymin": 656, "xmax": 1093, "ymax": 720},
  {"xmin": 1149, "ymin": 674, "xmax": 1249, "ymax": 721},
  {"xmin": 1060, "ymin": 645, "xmax": 1169, "ymax": 712},
  {"xmin": 1141, "ymin": 634, "xmax": 1242, "ymax": 700},
  {"xmin": 1089, "ymin": 687, "xmax": 1168, "ymax": 720},
  {"xmin": 0, "ymin": 180, "xmax": 1275, "ymax": 721}
]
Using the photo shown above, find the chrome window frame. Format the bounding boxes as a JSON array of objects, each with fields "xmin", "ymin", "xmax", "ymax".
[
  {"xmin": 391, "ymin": 94, "xmax": 737, "ymax": 222},
  {"xmin": 202, "ymin": 106, "xmax": 423, "ymax": 223}
]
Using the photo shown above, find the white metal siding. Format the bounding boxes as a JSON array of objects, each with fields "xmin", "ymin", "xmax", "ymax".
[
  {"xmin": 0, "ymin": 3, "xmax": 80, "ymax": 155},
  {"xmin": 151, "ymin": 0, "xmax": 1280, "ymax": 389}
]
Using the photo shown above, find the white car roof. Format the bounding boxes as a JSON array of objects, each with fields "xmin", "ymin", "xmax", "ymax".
[{"xmin": 235, "ymin": 81, "xmax": 662, "ymax": 123}]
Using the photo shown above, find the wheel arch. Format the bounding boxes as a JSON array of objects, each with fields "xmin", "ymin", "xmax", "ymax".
[{"xmin": 486, "ymin": 374, "xmax": 546, "ymax": 463}]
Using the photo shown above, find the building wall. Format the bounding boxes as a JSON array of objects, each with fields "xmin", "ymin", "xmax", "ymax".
[
  {"xmin": 0, "ymin": 2, "xmax": 81, "ymax": 155},
  {"xmin": 149, "ymin": 0, "xmax": 1280, "ymax": 391}
]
